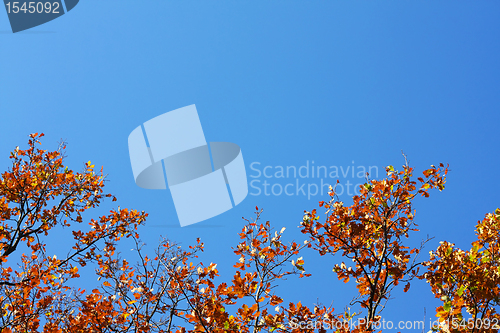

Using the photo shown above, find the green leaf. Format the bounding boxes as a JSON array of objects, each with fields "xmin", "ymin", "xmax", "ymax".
[
  {"xmin": 457, "ymin": 285, "xmax": 466, "ymax": 297},
  {"xmin": 443, "ymin": 302, "xmax": 451, "ymax": 312}
]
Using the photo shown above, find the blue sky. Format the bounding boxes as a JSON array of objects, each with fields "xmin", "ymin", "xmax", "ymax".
[{"xmin": 1, "ymin": 1, "xmax": 500, "ymax": 331}]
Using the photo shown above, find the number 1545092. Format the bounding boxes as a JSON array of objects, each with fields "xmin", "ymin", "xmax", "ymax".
[{"xmin": 5, "ymin": 2, "xmax": 60, "ymax": 14}]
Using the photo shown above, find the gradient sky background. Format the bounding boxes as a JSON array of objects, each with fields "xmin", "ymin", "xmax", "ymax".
[{"xmin": 1, "ymin": 1, "xmax": 500, "ymax": 331}]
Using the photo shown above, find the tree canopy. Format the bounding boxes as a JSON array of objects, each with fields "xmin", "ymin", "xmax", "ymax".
[{"xmin": 0, "ymin": 133, "xmax": 498, "ymax": 333}]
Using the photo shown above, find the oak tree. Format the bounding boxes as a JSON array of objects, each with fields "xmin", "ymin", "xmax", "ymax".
[
  {"xmin": 300, "ymin": 158, "xmax": 448, "ymax": 330},
  {"xmin": 423, "ymin": 209, "xmax": 500, "ymax": 333}
]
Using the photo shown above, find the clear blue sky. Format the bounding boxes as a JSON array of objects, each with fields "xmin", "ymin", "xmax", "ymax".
[{"xmin": 1, "ymin": 1, "xmax": 500, "ymax": 331}]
